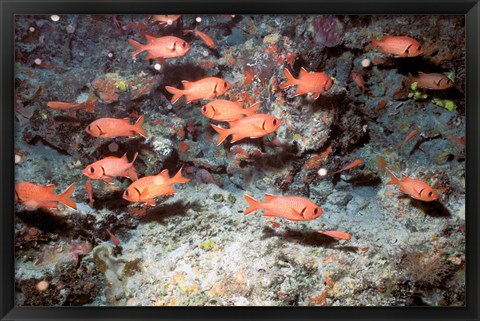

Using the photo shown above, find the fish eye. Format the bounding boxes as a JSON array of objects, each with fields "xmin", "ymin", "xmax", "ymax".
[
  {"xmin": 87, "ymin": 125, "xmax": 91, "ymax": 131},
  {"xmin": 202, "ymin": 106, "xmax": 207, "ymax": 112},
  {"xmin": 273, "ymin": 119, "xmax": 277, "ymax": 126},
  {"xmin": 428, "ymin": 191, "xmax": 433, "ymax": 197},
  {"xmin": 418, "ymin": 45, "xmax": 422, "ymax": 51},
  {"xmin": 223, "ymin": 82, "xmax": 227, "ymax": 88},
  {"xmin": 125, "ymin": 190, "xmax": 129, "ymax": 196},
  {"xmin": 314, "ymin": 208, "xmax": 318, "ymax": 214},
  {"xmin": 89, "ymin": 167, "xmax": 95, "ymax": 173},
  {"xmin": 182, "ymin": 42, "xmax": 186, "ymax": 48}
]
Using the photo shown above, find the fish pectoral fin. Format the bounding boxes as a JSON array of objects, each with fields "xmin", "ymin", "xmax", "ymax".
[
  {"xmin": 294, "ymin": 88, "xmax": 308, "ymax": 96},
  {"xmin": 213, "ymin": 83, "xmax": 218, "ymax": 95},
  {"xmin": 230, "ymin": 133, "xmax": 245, "ymax": 143},
  {"xmin": 291, "ymin": 207, "xmax": 307, "ymax": 219},
  {"xmin": 163, "ymin": 186, "xmax": 176, "ymax": 195},
  {"xmin": 42, "ymin": 201, "xmax": 58, "ymax": 209},
  {"xmin": 101, "ymin": 177, "xmax": 115, "ymax": 185},
  {"xmin": 313, "ymin": 92, "xmax": 321, "ymax": 100},
  {"xmin": 404, "ymin": 43, "xmax": 413, "ymax": 54},
  {"xmin": 96, "ymin": 125, "xmax": 107, "ymax": 136},
  {"xmin": 169, "ymin": 41, "xmax": 177, "ymax": 52},
  {"xmin": 145, "ymin": 199, "xmax": 156, "ymax": 206},
  {"xmin": 262, "ymin": 211, "xmax": 276, "ymax": 218}
]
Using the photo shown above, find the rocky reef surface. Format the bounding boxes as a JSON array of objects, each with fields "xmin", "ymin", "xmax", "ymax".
[{"xmin": 14, "ymin": 14, "xmax": 465, "ymax": 306}]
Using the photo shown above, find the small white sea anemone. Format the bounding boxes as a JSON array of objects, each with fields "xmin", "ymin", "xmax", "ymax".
[
  {"xmin": 36, "ymin": 280, "xmax": 49, "ymax": 292},
  {"xmin": 50, "ymin": 15, "xmax": 60, "ymax": 22},
  {"xmin": 318, "ymin": 168, "xmax": 328, "ymax": 177},
  {"xmin": 361, "ymin": 58, "xmax": 371, "ymax": 68}
]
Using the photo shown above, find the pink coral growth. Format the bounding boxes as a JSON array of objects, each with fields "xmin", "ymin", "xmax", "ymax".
[
  {"xmin": 313, "ymin": 15, "xmax": 344, "ymax": 47},
  {"xmin": 70, "ymin": 240, "xmax": 93, "ymax": 265}
]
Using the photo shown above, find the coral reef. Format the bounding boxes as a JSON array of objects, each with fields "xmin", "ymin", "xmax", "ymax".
[{"xmin": 14, "ymin": 14, "xmax": 465, "ymax": 306}]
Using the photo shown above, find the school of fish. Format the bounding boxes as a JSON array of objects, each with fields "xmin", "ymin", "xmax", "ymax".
[{"xmin": 16, "ymin": 18, "xmax": 456, "ymax": 245}]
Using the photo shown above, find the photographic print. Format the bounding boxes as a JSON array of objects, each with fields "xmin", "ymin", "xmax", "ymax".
[{"xmin": 14, "ymin": 14, "xmax": 465, "ymax": 307}]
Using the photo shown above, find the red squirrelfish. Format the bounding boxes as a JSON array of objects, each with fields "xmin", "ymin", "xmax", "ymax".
[
  {"xmin": 128, "ymin": 35, "xmax": 190, "ymax": 60},
  {"xmin": 401, "ymin": 128, "xmax": 420, "ymax": 146},
  {"xmin": 408, "ymin": 72, "xmax": 454, "ymax": 90},
  {"xmin": 386, "ymin": 170, "xmax": 439, "ymax": 202},
  {"xmin": 317, "ymin": 230, "xmax": 351, "ymax": 240},
  {"xmin": 85, "ymin": 115, "xmax": 147, "ymax": 138},
  {"xmin": 370, "ymin": 35, "xmax": 424, "ymax": 57},
  {"xmin": 15, "ymin": 182, "xmax": 76, "ymax": 211},
  {"xmin": 47, "ymin": 101, "xmax": 95, "ymax": 113},
  {"xmin": 122, "ymin": 167, "xmax": 190, "ymax": 206},
  {"xmin": 85, "ymin": 181, "xmax": 94, "ymax": 206},
  {"xmin": 106, "ymin": 229, "xmax": 120, "ymax": 246},
  {"xmin": 165, "ymin": 77, "xmax": 232, "ymax": 104},
  {"xmin": 244, "ymin": 193, "xmax": 323, "ymax": 222},
  {"xmin": 201, "ymin": 100, "xmax": 261, "ymax": 121},
  {"xmin": 211, "ymin": 114, "xmax": 281, "ymax": 145},
  {"xmin": 183, "ymin": 29, "xmax": 215, "ymax": 48},
  {"xmin": 83, "ymin": 152, "xmax": 139, "ymax": 184},
  {"xmin": 351, "ymin": 71, "xmax": 367, "ymax": 93},
  {"xmin": 279, "ymin": 67, "xmax": 333, "ymax": 99},
  {"xmin": 335, "ymin": 159, "xmax": 363, "ymax": 174}
]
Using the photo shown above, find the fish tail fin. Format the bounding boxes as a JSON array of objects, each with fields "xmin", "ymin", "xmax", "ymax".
[
  {"xmin": 128, "ymin": 38, "xmax": 145, "ymax": 58},
  {"xmin": 211, "ymin": 124, "xmax": 230, "ymax": 146},
  {"xmin": 279, "ymin": 68, "xmax": 296, "ymax": 89},
  {"xmin": 244, "ymin": 102, "xmax": 261, "ymax": 116},
  {"xmin": 244, "ymin": 194, "xmax": 262, "ymax": 215},
  {"xmin": 58, "ymin": 183, "xmax": 76, "ymax": 209},
  {"xmin": 165, "ymin": 86, "xmax": 184, "ymax": 104},
  {"xmin": 133, "ymin": 115, "xmax": 148, "ymax": 138},
  {"xmin": 171, "ymin": 167, "xmax": 190, "ymax": 184},
  {"xmin": 126, "ymin": 166, "xmax": 138, "ymax": 181},
  {"xmin": 386, "ymin": 169, "xmax": 400, "ymax": 186},
  {"xmin": 365, "ymin": 35, "xmax": 378, "ymax": 51},
  {"xmin": 407, "ymin": 73, "xmax": 416, "ymax": 86},
  {"xmin": 130, "ymin": 152, "xmax": 139, "ymax": 165}
]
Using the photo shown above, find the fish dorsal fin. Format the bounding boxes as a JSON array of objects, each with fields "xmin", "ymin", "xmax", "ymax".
[
  {"xmin": 401, "ymin": 174, "xmax": 409, "ymax": 182},
  {"xmin": 181, "ymin": 80, "xmax": 192, "ymax": 89},
  {"xmin": 157, "ymin": 169, "xmax": 170, "ymax": 179},
  {"xmin": 299, "ymin": 67, "xmax": 309, "ymax": 77},
  {"xmin": 234, "ymin": 101, "xmax": 244, "ymax": 108},
  {"xmin": 227, "ymin": 119, "xmax": 240, "ymax": 127},
  {"xmin": 121, "ymin": 153, "xmax": 128, "ymax": 161},
  {"xmin": 44, "ymin": 184, "xmax": 56, "ymax": 191},
  {"xmin": 145, "ymin": 34, "xmax": 156, "ymax": 43},
  {"xmin": 264, "ymin": 193, "xmax": 276, "ymax": 202}
]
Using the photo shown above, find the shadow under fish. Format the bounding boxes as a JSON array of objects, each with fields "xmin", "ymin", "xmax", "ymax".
[
  {"xmin": 261, "ymin": 227, "xmax": 338, "ymax": 247},
  {"xmin": 16, "ymin": 208, "xmax": 70, "ymax": 233},
  {"xmin": 410, "ymin": 199, "xmax": 451, "ymax": 218},
  {"xmin": 139, "ymin": 199, "xmax": 203, "ymax": 224}
]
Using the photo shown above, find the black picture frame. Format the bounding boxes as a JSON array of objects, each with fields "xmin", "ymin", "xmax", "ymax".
[{"xmin": 1, "ymin": 0, "xmax": 479, "ymax": 320}]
